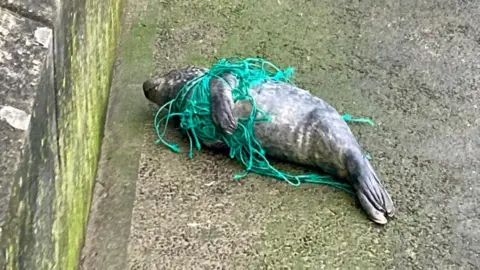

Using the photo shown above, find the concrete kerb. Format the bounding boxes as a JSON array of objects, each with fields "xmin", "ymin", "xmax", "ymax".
[{"xmin": 79, "ymin": 0, "xmax": 159, "ymax": 269}]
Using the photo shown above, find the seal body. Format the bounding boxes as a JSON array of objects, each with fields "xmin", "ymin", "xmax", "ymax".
[{"xmin": 143, "ymin": 66, "xmax": 395, "ymax": 224}]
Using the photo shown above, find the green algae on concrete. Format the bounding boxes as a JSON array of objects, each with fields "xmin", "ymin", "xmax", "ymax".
[
  {"xmin": 51, "ymin": 0, "xmax": 124, "ymax": 269},
  {"xmin": 1, "ymin": 0, "xmax": 124, "ymax": 268},
  {"xmin": 79, "ymin": 0, "xmax": 161, "ymax": 268}
]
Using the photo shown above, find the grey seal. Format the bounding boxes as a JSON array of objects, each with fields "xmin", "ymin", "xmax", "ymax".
[{"xmin": 142, "ymin": 66, "xmax": 395, "ymax": 224}]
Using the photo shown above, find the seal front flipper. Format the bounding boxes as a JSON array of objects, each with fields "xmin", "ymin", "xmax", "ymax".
[
  {"xmin": 209, "ymin": 73, "xmax": 238, "ymax": 135},
  {"xmin": 346, "ymin": 150, "xmax": 395, "ymax": 224},
  {"xmin": 202, "ymin": 140, "xmax": 230, "ymax": 153}
]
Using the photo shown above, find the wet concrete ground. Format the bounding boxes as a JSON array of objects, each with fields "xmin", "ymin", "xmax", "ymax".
[{"xmin": 82, "ymin": 0, "xmax": 480, "ymax": 269}]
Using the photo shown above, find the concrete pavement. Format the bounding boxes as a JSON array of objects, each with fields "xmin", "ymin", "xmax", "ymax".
[{"xmin": 82, "ymin": 0, "xmax": 480, "ymax": 269}]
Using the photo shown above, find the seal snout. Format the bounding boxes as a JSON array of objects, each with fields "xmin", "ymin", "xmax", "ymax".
[
  {"xmin": 142, "ymin": 79, "xmax": 155, "ymax": 97},
  {"xmin": 143, "ymin": 78, "xmax": 165, "ymax": 102}
]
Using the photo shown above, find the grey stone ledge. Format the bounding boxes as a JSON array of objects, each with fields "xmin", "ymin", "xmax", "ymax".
[
  {"xmin": 0, "ymin": 6, "xmax": 52, "ymax": 239},
  {"xmin": 0, "ymin": 0, "xmax": 55, "ymax": 26}
]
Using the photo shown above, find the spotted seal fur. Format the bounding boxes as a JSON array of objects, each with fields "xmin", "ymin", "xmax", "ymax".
[{"xmin": 142, "ymin": 66, "xmax": 395, "ymax": 224}]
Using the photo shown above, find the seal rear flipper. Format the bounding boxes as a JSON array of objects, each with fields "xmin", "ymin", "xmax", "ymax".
[
  {"xmin": 346, "ymin": 151, "xmax": 395, "ymax": 224},
  {"xmin": 209, "ymin": 73, "xmax": 238, "ymax": 135}
]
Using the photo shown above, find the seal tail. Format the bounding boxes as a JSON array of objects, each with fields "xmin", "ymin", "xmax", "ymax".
[{"xmin": 346, "ymin": 151, "xmax": 395, "ymax": 224}]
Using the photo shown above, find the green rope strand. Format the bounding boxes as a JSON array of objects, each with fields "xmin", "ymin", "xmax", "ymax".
[{"xmin": 153, "ymin": 57, "xmax": 374, "ymax": 194}]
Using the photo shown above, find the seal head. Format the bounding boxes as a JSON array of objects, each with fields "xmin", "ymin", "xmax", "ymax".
[
  {"xmin": 143, "ymin": 66, "xmax": 208, "ymax": 106},
  {"xmin": 143, "ymin": 77, "xmax": 167, "ymax": 105}
]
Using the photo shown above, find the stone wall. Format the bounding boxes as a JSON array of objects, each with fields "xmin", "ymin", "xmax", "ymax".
[{"xmin": 0, "ymin": 0, "xmax": 124, "ymax": 268}]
